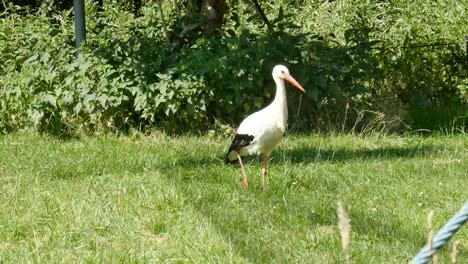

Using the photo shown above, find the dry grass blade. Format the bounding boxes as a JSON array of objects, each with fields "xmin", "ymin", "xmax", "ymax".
[
  {"xmin": 350, "ymin": 110, "xmax": 411, "ymax": 135},
  {"xmin": 337, "ymin": 199, "xmax": 351, "ymax": 263},
  {"xmin": 427, "ymin": 210, "xmax": 438, "ymax": 264},
  {"xmin": 450, "ymin": 240, "xmax": 460, "ymax": 264}
]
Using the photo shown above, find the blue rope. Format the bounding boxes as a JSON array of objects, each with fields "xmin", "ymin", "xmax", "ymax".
[{"xmin": 413, "ymin": 203, "xmax": 468, "ymax": 264}]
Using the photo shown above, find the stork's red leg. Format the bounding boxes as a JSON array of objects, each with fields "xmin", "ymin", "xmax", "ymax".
[
  {"xmin": 261, "ymin": 154, "xmax": 268, "ymax": 192},
  {"xmin": 236, "ymin": 151, "xmax": 249, "ymax": 190}
]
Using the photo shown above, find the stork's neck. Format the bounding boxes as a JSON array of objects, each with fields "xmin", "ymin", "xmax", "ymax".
[
  {"xmin": 271, "ymin": 76, "xmax": 288, "ymax": 131},
  {"xmin": 272, "ymin": 77, "xmax": 287, "ymax": 107}
]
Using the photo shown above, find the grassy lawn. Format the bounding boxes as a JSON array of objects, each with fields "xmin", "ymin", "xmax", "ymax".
[{"xmin": 0, "ymin": 132, "xmax": 466, "ymax": 262}]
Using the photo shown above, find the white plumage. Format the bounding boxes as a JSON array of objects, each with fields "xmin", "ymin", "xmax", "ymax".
[{"xmin": 226, "ymin": 65, "xmax": 305, "ymax": 191}]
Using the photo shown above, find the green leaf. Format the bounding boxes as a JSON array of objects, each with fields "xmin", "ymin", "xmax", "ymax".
[
  {"xmin": 97, "ymin": 95, "xmax": 108, "ymax": 108},
  {"xmin": 43, "ymin": 94, "xmax": 56, "ymax": 108},
  {"xmin": 73, "ymin": 102, "xmax": 82, "ymax": 114},
  {"xmin": 154, "ymin": 96, "xmax": 165, "ymax": 108},
  {"xmin": 313, "ymin": 75, "xmax": 328, "ymax": 89},
  {"xmin": 84, "ymin": 94, "xmax": 96, "ymax": 103},
  {"xmin": 344, "ymin": 29, "xmax": 354, "ymax": 43},
  {"xmin": 308, "ymin": 87, "xmax": 319, "ymax": 102},
  {"xmin": 61, "ymin": 92, "xmax": 74, "ymax": 105},
  {"xmin": 278, "ymin": 5, "xmax": 284, "ymax": 21},
  {"xmin": 328, "ymin": 82, "xmax": 345, "ymax": 104},
  {"xmin": 24, "ymin": 55, "xmax": 39, "ymax": 64}
]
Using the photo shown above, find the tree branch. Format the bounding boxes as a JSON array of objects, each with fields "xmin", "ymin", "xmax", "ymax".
[
  {"xmin": 251, "ymin": 0, "xmax": 271, "ymax": 28},
  {"xmin": 173, "ymin": 0, "xmax": 181, "ymax": 17},
  {"xmin": 157, "ymin": 0, "xmax": 170, "ymax": 44}
]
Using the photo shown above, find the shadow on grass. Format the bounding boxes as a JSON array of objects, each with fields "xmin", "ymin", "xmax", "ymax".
[
  {"xmin": 275, "ymin": 144, "xmax": 437, "ymax": 164},
  {"xmin": 163, "ymin": 174, "xmax": 425, "ymax": 262},
  {"xmin": 172, "ymin": 144, "xmax": 438, "ymax": 169},
  {"xmin": 348, "ymin": 208, "xmax": 424, "ymax": 261},
  {"xmin": 158, "ymin": 143, "xmax": 441, "ymax": 261}
]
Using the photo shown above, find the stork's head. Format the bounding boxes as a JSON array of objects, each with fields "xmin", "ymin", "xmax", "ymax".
[{"xmin": 272, "ymin": 65, "xmax": 305, "ymax": 93}]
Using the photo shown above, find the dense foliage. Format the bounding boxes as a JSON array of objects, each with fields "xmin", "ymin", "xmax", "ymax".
[{"xmin": 0, "ymin": 0, "xmax": 467, "ymax": 135}]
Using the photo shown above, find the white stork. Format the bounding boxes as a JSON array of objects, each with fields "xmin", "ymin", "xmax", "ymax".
[{"xmin": 225, "ymin": 65, "xmax": 305, "ymax": 191}]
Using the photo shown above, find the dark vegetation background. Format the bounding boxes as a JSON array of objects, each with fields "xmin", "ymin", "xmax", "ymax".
[{"xmin": 0, "ymin": 0, "xmax": 467, "ymax": 135}]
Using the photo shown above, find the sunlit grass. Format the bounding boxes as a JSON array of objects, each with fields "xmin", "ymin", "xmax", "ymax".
[{"xmin": 0, "ymin": 132, "xmax": 466, "ymax": 262}]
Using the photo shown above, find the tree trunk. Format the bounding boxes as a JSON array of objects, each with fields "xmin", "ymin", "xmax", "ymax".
[
  {"xmin": 170, "ymin": 0, "xmax": 225, "ymax": 48},
  {"xmin": 201, "ymin": 0, "xmax": 226, "ymax": 34},
  {"xmin": 181, "ymin": 0, "xmax": 226, "ymax": 35}
]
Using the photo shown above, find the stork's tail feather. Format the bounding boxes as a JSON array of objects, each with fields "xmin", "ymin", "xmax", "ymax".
[{"xmin": 225, "ymin": 134, "xmax": 254, "ymax": 165}]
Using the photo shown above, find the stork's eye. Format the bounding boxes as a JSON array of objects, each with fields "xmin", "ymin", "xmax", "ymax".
[{"xmin": 281, "ymin": 70, "xmax": 285, "ymax": 74}]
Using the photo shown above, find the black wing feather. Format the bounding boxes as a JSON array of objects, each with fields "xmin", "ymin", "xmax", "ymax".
[{"xmin": 225, "ymin": 134, "xmax": 254, "ymax": 164}]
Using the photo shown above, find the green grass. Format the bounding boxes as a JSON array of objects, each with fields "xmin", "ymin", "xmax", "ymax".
[{"xmin": 0, "ymin": 132, "xmax": 467, "ymax": 262}]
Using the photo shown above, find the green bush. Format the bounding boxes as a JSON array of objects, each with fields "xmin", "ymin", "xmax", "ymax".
[
  {"xmin": 0, "ymin": 6, "xmax": 126, "ymax": 134},
  {"xmin": 0, "ymin": 1, "xmax": 466, "ymax": 135}
]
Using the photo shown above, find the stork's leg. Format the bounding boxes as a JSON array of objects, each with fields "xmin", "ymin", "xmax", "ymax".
[
  {"xmin": 236, "ymin": 151, "xmax": 249, "ymax": 190},
  {"xmin": 261, "ymin": 154, "xmax": 268, "ymax": 192}
]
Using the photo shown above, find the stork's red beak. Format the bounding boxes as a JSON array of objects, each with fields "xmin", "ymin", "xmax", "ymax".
[{"xmin": 285, "ymin": 75, "xmax": 306, "ymax": 93}]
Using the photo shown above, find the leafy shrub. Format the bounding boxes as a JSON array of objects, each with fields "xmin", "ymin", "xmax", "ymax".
[
  {"xmin": 0, "ymin": 0, "xmax": 466, "ymax": 135},
  {"xmin": 1, "ymin": 7, "xmax": 124, "ymax": 134}
]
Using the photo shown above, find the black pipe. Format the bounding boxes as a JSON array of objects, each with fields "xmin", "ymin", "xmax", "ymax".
[{"xmin": 74, "ymin": 0, "xmax": 86, "ymax": 47}]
